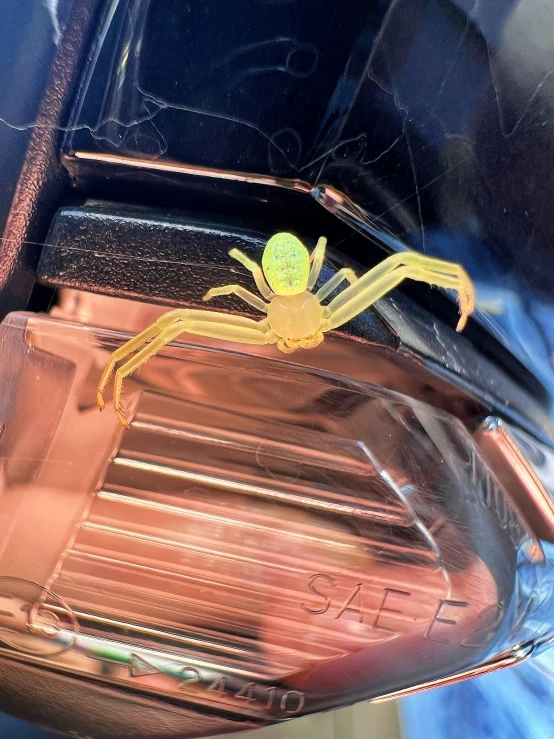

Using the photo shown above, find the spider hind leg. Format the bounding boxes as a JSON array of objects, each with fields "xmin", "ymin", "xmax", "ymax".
[{"xmin": 98, "ymin": 308, "xmax": 277, "ymax": 427}]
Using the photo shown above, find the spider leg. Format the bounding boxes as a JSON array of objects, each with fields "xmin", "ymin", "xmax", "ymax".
[
  {"xmin": 325, "ymin": 253, "xmax": 475, "ymax": 332},
  {"xmin": 202, "ymin": 284, "xmax": 269, "ymax": 312},
  {"xmin": 277, "ymin": 338, "xmax": 298, "ymax": 354},
  {"xmin": 104, "ymin": 309, "xmax": 277, "ymax": 427},
  {"xmin": 112, "ymin": 333, "xmax": 171, "ymax": 428},
  {"xmin": 306, "ymin": 237, "xmax": 327, "ymax": 290},
  {"xmin": 228, "ymin": 248, "xmax": 274, "ymax": 300},
  {"xmin": 297, "ymin": 333, "xmax": 325, "ymax": 350},
  {"xmin": 96, "ymin": 308, "xmax": 186, "ymax": 411},
  {"xmin": 316, "ymin": 267, "xmax": 357, "ymax": 303}
]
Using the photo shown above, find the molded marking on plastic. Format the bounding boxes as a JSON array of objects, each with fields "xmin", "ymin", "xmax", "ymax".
[
  {"xmin": 302, "ymin": 573, "xmax": 505, "ymax": 648},
  {"xmin": 425, "ymin": 600, "xmax": 469, "ymax": 643},
  {"xmin": 0, "ymin": 576, "xmax": 78, "ymax": 656},
  {"xmin": 460, "ymin": 603, "xmax": 505, "ymax": 648},
  {"xmin": 205, "ymin": 676, "xmax": 305, "ymax": 714},
  {"xmin": 469, "ymin": 450, "xmax": 529, "ymax": 546},
  {"xmin": 130, "ymin": 653, "xmax": 163, "ymax": 677},
  {"xmin": 301, "ymin": 573, "xmax": 413, "ymax": 630}
]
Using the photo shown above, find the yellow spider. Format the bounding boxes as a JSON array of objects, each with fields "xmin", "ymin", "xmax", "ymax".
[{"xmin": 97, "ymin": 232, "xmax": 475, "ymax": 427}]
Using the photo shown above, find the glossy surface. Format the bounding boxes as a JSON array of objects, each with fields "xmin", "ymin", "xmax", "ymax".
[
  {"xmin": 3, "ymin": 1, "xmax": 554, "ymax": 737},
  {"xmin": 402, "ymin": 599, "xmax": 554, "ymax": 739},
  {"xmin": 476, "ymin": 417, "xmax": 554, "ymax": 544},
  {"xmin": 0, "ymin": 309, "xmax": 550, "ymax": 736},
  {"xmin": 64, "ymin": 0, "xmax": 554, "ymax": 412}
]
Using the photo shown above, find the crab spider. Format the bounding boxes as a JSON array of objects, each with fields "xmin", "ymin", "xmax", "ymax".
[{"xmin": 97, "ymin": 232, "xmax": 475, "ymax": 427}]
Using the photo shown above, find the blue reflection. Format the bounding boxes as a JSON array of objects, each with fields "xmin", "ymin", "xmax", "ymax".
[
  {"xmin": 402, "ymin": 541, "xmax": 554, "ymax": 739},
  {"xmin": 0, "ymin": 715, "xmax": 56, "ymax": 739},
  {"xmin": 402, "ymin": 652, "xmax": 554, "ymax": 739}
]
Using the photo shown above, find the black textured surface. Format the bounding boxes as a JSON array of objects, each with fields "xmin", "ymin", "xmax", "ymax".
[
  {"xmin": 38, "ymin": 202, "xmax": 554, "ymax": 444},
  {"xmin": 39, "ymin": 201, "xmax": 396, "ymax": 344}
]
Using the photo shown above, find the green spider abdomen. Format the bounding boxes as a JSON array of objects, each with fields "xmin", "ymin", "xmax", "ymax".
[
  {"xmin": 267, "ymin": 292, "xmax": 323, "ymax": 339},
  {"xmin": 262, "ymin": 232, "xmax": 310, "ymax": 295}
]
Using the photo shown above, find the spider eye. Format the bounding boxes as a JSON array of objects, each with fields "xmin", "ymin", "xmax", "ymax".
[{"xmin": 262, "ymin": 232, "xmax": 310, "ymax": 295}]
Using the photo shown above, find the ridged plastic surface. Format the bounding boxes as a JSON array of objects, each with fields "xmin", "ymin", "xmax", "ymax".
[{"xmin": 0, "ymin": 311, "xmax": 548, "ymax": 733}]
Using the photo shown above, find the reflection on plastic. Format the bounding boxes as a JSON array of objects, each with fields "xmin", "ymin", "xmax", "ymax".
[{"xmin": 0, "ymin": 311, "xmax": 550, "ymax": 731}]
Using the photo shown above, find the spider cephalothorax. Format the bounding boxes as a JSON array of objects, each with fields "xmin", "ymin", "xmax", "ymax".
[{"xmin": 98, "ymin": 232, "xmax": 475, "ymax": 427}]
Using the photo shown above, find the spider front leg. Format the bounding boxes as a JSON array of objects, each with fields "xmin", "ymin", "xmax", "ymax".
[
  {"xmin": 324, "ymin": 252, "xmax": 475, "ymax": 332},
  {"xmin": 202, "ymin": 284, "xmax": 268, "ymax": 312},
  {"xmin": 306, "ymin": 237, "xmax": 327, "ymax": 290},
  {"xmin": 316, "ymin": 267, "xmax": 358, "ymax": 302},
  {"xmin": 228, "ymin": 248, "xmax": 274, "ymax": 300},
  {"xmin": 98, "ymin": 309, "xmax": 277, "ymax": 427}
]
